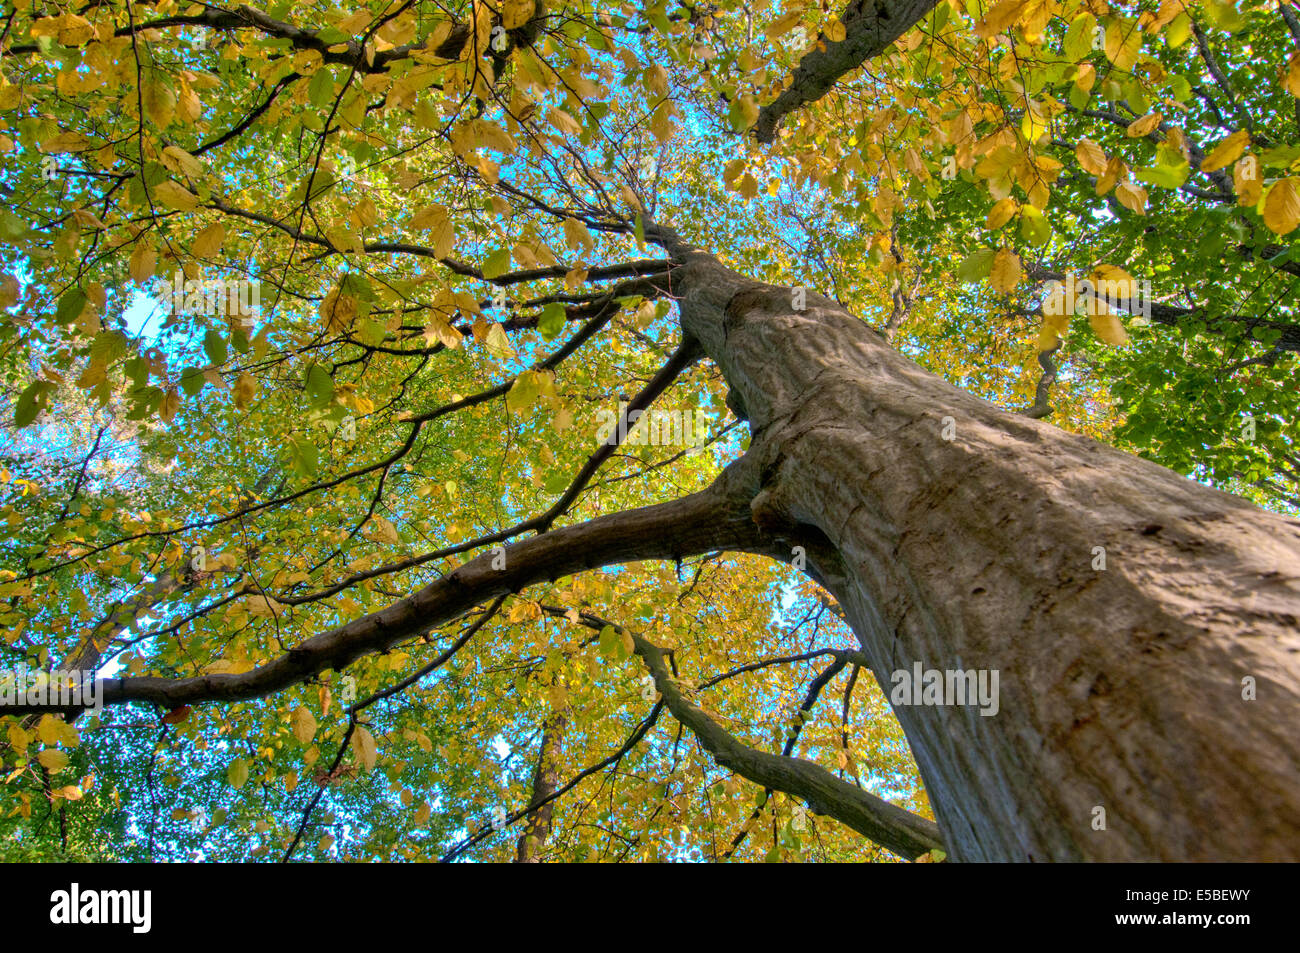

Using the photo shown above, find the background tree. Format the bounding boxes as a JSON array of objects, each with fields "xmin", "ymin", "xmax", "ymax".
[{"xmin": 0, "ymin": 0, "xmax": 1297, "ymax": 862}]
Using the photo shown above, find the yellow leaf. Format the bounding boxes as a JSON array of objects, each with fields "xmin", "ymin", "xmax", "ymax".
[
  {"xmin": 128, "ymin": 241, "xmax": 157, "ymax": 283},
  {"xmin": 247, "ymin": 594, "xmax": 284, "ymax": 618},
  {"xmin": 1200, "ymin": 130, "xmax": 1249, "ymax": 173},
  {"xmin": 826, "ymin": 20, "xmax": 847, "ymax": 43},
  {"xmin": 764, "ymin": 10, "xmax": 803, "ymax": 38},
  {"xmin": 562, "ymin": 217, "xmax": 593, "ymax": 252},
  {"xmin": 352, "ymin": 725, "xmax": 378, "ymax": 771},
  {"xmin": 291, "ymin": 705, "xmax": 317, "ymax": 745},
  {"xmin": 191, "ymin": 222, "xmax": 225, "ymax": 258},
  {"xmin": 232, "ymin": 372, "xmax": 258, "ymax": 409},
  {"xmin": 1125, "ymin": 113, "xmax": 1161, "ymax": 138},
  {"xmin": 142, "ymin": 79, "xmax": 176, "ymax": 129},
  {"xmin": 1115, "ymin": 181, "xmax": 1148, "ymax": 215},
  {"xmin": 408, "ymin": 204, "xmax": 455, "ymax": 258},
  {"xmin": 7, "ymin": 723, "xmax": 28, "ymax": 754},
  {"xmin": 1263, "ymin": 177, "xmax": 1300, "ymax": 236},
  {"xmin": 549, "ymin": 108, "xmax": 583, "ymax": 138},
  {"xmin": 1076, "ymin": 138, "xmax": 1108, "ymax": 177},
  {"xmin": 737, "ymin": 94, "xmax": 759, "ymax": 128},
  {"xmin": 474, "ymin": 119, "xmax": 516, "ymax": 154},
  {"xmin": 36, "ymin": 715, "xmax": 61, "ymax": 745},
  {"xmin": 423, "ymin": 315, "xmax": 462, "ymax": 349},
  {"xmin": 976, "ymin": 0, "xmax": 1029, "ymax": 38},
  {"xmin": 1088, "ymin": 304, "xmax": 1130, "ymax": 345},
  {"xmin": 1286, "ymin": 53, "xmax": 1300, "ymax": 97},
  {"xmin": 228, "ymin": 757, "xmax": 249, "ymax": 789},
  {"xmin": 986, "ymin": 198, "xmax": 1018, "ymax": 230},
  {"xmin": 989, "ymin": 248, "xmax": 1022, "ymax": 293},
  {"xmin": 161, "ymin": 145, "xmax": 204, "ymax": 179},
  {"xmin": 353, "ymin": 196, "xmax": 378, "ymax": 228},
  {"xmin": 502, "ymin": 0, "xmax": 535, "ymax": 30},
  {"xmin": 1096, "ymin": 157, "xmax": 1127, "ymax": 196},
  {"xmin": 1104, "ymin": 21, "xmax": 1142, "ymax": 71},
  {"xmin": 1233, "ymin": 156, "xmax": 1262, "ymax": 207},
  {"xmin": 368, "ymin": 516, "xmax": 400, "ymax": 544},
  {"xmin": 155, "ymin": 180, "xmax": 199, "ymax": 211},
  {"xmin": 1091, "ymin": 265, "xmax": 1137, "ymax": 299}
]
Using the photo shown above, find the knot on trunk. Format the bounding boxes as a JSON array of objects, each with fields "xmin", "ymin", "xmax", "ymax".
[{"xmin": 750, "ymin": 486, "xmax": 794, "ymax": 534}]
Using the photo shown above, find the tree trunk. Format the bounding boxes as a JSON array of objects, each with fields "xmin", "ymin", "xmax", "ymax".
[
  {"xmin": 662, "ymin": 233, "xmax": 1300, "ymax": 861},
  {"xmin": 516, "ymin": 706, "xmax": 567, "ymax": 863}
]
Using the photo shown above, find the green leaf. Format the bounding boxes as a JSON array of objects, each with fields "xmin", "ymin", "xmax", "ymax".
[
  {"xmin": 482, "ymin": 248, "xmax": 512, "ymax": 280},
  {"xmin": 505, "ymin": 370, "xmax": 542, "ymax": 413},
  {"xmin": 537, "ymin": 303, "xmax": 566, "ymax": 339},
  {"xmin": 180, "ymin": 366, "xmax": 206, "ymax": 396},
  {"xmin": 56, "ymin": 288, "xmax": 87, "ymax": 325},
  {"xmin": 227, "ymin": 757, "xmax": 249, "ymax": 789},
  {"xmin": 957, "ymin": 247, "xmax": 995, "ymax": 283},
  {"xmin": 90, "ymin": 329, "xmax": 128, "ymax": 364},
  {"xmin": 1063, "ymin": 14, "xmax": 1094, "ymax": 62},
  {"xmin": 304, "ymin": 363, "xmax": 335, "ymax": 406},
  {"xmin": 0, "ymin": 210, "xmax": 29, "ymax": 243},
  {"xmin": 309, "ymin": 68, "xmax": 335, "ymax": 109},
  {"xmin": 1135, "ymin": 164, "xmax": 1189, "ymax": 189},
  {"xmin": 14, "ymin": 381, "xmax": 49, "ymax": 428},
  {"xmin": 543, "ymin": 470, "xmax": 569, "ymax": 494},
  {"xmin": 597, "ymin": 625, "xmax": 627, "ymax": 663},
  {"xmin": 1167, "ymin": 12, "xmax": 1192, "ymax": 47},
  {"xmin": 203, "ymin": 328, "xmax": 227, "ymax": 366},
  {"xmin": 287, "ymin": 436, "xmax": 319, "ymax": 478},
  {"xmin": 1020, "ymin": 206, "xmax": 1051, "ymax": 246},
  {"xmin": 358, "ymin": 318, "xmax": 387, "ymax": 347}
]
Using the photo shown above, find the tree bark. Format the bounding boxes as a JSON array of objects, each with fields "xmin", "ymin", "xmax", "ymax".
[
  {"xmin": 754, "ymin": 0, "xmax": 942, "ymax": 143},
  {"xmin": 632, "ymin": 628, "xmax": 944, "ymax": 858},
  {"xmin": 657, "ymin": 230, "xmax": 1300, "ymax": 861},
  {"xmin": 515, "ymin": 707, "xmax": 566, "ymax": 863}
]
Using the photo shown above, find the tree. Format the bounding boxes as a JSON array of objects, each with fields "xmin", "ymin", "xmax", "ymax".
[{"xmin": 0, "ymin": 0, "xmax": 1297, "ymax": 862}]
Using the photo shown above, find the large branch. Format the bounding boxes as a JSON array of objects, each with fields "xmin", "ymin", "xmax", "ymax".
[
  {"xmin": 628, "ymin": 623, "xmax": 944, "ymax": 859},
  {"xmin": 6, "ymin": 4, "xmax": 537, "ymax": 71},
  {"xmin": 1027, "ymin": 265, "xmax": 1300, "ymax": 353},
  {"xmin": 754, "ymin": 0, "xmax": 941, "ymax": 144},
  {"xmin": 545, "ymin": 605, "xmax": 943, "ymax": 858},
  {"xmin": 7, "ymin": 458, "xmax": 777, "ymax": 716}
]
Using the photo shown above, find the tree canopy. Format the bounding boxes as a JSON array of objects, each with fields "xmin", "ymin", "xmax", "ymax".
[{"xmin": 0, "ymin": 0, "xmax": 1296, "ymax": 862}]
